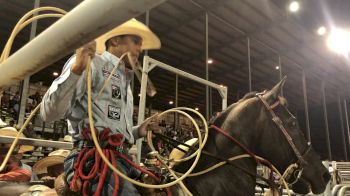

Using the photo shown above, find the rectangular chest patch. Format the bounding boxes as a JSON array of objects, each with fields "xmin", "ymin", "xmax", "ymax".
[
  {"xmin": 102, "ymin": 67, "xmax": 121, "ymax": 81},
  {"xmin": 108, "ymin": 105, "xmax": 121, "ymax": 120},
  {"xmin": 111, "ymin": 85, "xmax": 121, "ymax": 99}
]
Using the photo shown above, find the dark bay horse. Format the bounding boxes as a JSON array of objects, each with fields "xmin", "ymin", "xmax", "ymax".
[{"xmin": 172, "ymin": 78, "xmax": 330, "ymax": 196}]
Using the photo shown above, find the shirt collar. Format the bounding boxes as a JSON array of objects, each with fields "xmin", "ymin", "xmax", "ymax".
[{"xmin": 101, "ymin": 51, "xmax": 122, "ymax": 66}]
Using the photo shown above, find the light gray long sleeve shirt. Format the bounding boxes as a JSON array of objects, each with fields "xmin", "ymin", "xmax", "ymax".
[{"xmin": 40, "ymin": 51, "xmax": 139, "ymax": 144}]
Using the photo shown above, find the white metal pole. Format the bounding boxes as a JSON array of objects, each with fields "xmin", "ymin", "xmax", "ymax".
[
  {"xmin": 222, "ymin": 87, "xmax": 228, "ymax": 110},
  {"xmin": 338, "ymin": 94, "xmax": 348, "ymax": 160},
  {"xmin": 175, "ymin": 74, "xmax": 178, "ymax": 127},
  {"xmin": 136, "ymin": 56, "xmax": 151, "ymax": 163},
  {"xmin": 302, "ymin": 70, "xmax": 311, "ymax": 144},
  {"xmin": 344, "ymin": 99, "xmax": 350, "ymax": 157},
  {"xmin": 205, "ymin": 12, "xmax": 209, "ymax": 120},
  {"xmin": 322, "ymin": 82, "xmax": 332, "ymax": 161},
  {"xmin": 0, "ymin": 0, "xmax": 165, "ymax": 88},
  {"xmin": 18, "ymin": 0, "xmax": 40, "ymax": 126},
  {"xmin": 278, "ymin": 56, "xmax": 283, "ymax": 96},
  {"xmin": 247, "ymin": 37, "xmax": 251, "ymax": 92},
  {"xmin": 0, "ymin": 136, "xmax": 73, "ymax": 149},
  {"xmin": 144, "ymin": 10, "xmax": 150, "ymax": 56},
  {"xmin": 148, "ymin": 58, "xmax": 222, "ymax": 90},
  {"xmin": 146, "ymin": 57, "xmax": 228, "ymax": 111}
]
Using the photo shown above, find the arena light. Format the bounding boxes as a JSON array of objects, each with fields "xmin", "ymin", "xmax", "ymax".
[
  {"xmin": 138, "ymin": 93, "xmax": 141, "ymax": 97},
  {"xmin": 169, "ymin": 101, "xmax": 174, "ymax": 105},
  {"xmin": 207, "ymin": 59, "xmax": 213, "ymax": 64},
  {"xmin": 275, "ymin": 66, "xmax": 280, "ymax": 70},
  {"xmin": 326, "ymin": 28, "xmax": 350, "ymax": 56},
  {"xmin": 53, "ymin": 72, "xmax": 59, "ymax": 76},
  {"xmin": 195, "ymin": 107, "xmax": 199, "ymax": 111},
  {"xmin": 289, "ymin": 1, "xmax": 300, "ymax": 12},
  {"xmin": 317, "ymin": 26, "xmax": 326, "ymax": 36}
]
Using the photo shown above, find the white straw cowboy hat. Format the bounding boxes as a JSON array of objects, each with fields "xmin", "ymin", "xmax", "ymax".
[
  {"xmin": 59, "ymin": 135, "xmax": 72, "ymax": 142},
  {"xmin": 20, "ymin": 185, "xmax": 57, "ymax": 196},
  {"xmin": 0, "ymin": 127, "xmax": 34, "ymax": 153},
  {"xmin": 0, "ymin": 119, "xmax": 7, "ymax": 127},
  {"xmin": 48, "ymin": 149, "xmax": 70, "ymax": 157},
  {"xmin": 63, "ymin": 135, "xmax": 72, "ymax": 142},
  {"xmin": 95, "ymin": 18, "xmax": 161, "ymax": 54},
  {"xmin": 33, "ymin": 149, "xmax": 70, "ymax": 175}
]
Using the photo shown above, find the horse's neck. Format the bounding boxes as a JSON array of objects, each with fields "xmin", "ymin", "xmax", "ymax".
[{"xmin": 183, "ymin": 136, "xmax": 258, "ymax": 196}]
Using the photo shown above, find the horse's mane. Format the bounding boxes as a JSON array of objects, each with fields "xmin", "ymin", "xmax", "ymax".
[
  {"xmin": 241, "ymin": 91, "xmax": 257, "ymax": 100},
  {"xmin": 209, "ymin": 91, "xmax": 258, "ymax": 126}
]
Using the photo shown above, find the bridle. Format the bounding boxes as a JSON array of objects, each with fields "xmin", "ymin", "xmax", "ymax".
[{"xmin": 256, "ymin": 92, "xmax": 311, "ymax": 185}]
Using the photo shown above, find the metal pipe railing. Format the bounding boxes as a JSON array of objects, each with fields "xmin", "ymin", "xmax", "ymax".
[
  {"xmin": 0, "ymin": 0, "xmax": 165, "ymax": 88},
  {"xmin": 0, "ymin": 136, "xmax": 73, "ymax": 149}
]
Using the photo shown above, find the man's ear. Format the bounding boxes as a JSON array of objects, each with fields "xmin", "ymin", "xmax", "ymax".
[{"xmin": 109, "ymin": 37, "xmax": 119, "ymax": 48}]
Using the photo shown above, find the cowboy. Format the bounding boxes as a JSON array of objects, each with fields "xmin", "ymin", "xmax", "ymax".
[
  {"xmin": 0, "ymin": 127, "xmax": 34, "ymax": 182},
  {"xmin": 33, "ymin": 149, "xmax": 71, "ymax": 188},
  {"xmin": 40, "ymin": 19, "xmax": 161, "ymax": 195}
]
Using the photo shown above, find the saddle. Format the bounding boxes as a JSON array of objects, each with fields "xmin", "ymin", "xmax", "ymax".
[{"xmin": 169, "ymin": 138, "xmax": 198, "ymax": 168}]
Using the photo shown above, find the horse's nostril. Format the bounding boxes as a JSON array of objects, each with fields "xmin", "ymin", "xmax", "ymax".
[{"xmin": 323, "ymin": 171, "xmax": 331, "ymax": 183}]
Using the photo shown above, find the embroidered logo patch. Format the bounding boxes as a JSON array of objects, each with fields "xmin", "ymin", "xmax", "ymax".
[
  {"xmin": 102, "ymin": 67, "xmax": 120, "ymax": 81},
  {"xmin": 111, "ymin": 85, "xmax": 121, "ymax": 99},
  {"xmin": 108, "ymin": 105, "xmax": 121, "ymax": 120}
]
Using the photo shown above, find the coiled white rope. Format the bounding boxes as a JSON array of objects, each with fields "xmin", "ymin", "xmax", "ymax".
[{"xmin": 0, "ymin": 7, "xmax": 67, "ymax": 63}]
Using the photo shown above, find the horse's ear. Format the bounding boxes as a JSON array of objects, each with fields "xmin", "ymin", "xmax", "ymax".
[{"xmin": 263, "ymin": 76, "xmax": 287, "ymax": 102}]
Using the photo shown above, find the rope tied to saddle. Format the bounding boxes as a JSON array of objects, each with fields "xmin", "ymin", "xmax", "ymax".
[{"xmin": 69, "ymin": 128, "xmax": 165, "ymax": 196}]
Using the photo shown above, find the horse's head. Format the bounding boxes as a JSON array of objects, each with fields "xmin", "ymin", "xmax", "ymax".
[
  {"xmin": 211, "ymin": 77, "xmax": 329, "ymax": 194},
  {"xmin": 255, "ymin": 77, "xmax": 330, "ymax": 194}
]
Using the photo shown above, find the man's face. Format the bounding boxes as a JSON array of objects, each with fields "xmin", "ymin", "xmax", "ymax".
[{"xmin": 119, "ymin": 35, "xmax": 142, "ymax": 65}]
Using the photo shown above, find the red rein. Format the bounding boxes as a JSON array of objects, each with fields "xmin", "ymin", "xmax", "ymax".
[{"xmin": 210, "ymin": 125, "xmax": 273, "ymax": 168}]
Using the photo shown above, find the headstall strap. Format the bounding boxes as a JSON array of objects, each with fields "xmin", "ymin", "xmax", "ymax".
[{"xmin": 256, "ymin": 93, "xmax": 308, "ymax": 166}]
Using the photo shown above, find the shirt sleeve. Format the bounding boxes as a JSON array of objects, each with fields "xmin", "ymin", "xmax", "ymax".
[
  {"xmin": 40, "ymin": 55, "xmax": 81, "ymax": 123},
  {"xmin": 132, "ymin": 125, "xmax": 141, "ymax": 142},
  {"xmin": 0, "ymin": 168, "xmax": 32, "ymax": 182}
]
